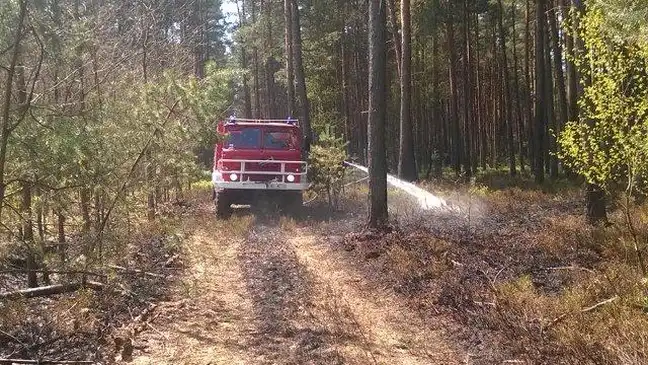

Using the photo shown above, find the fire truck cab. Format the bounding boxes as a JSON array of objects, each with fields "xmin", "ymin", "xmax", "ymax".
[{"xmin": 212, "ymin": 117, "xmax": 309, "ymax": 217}]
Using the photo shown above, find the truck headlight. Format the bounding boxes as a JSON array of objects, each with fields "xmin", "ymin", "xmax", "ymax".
[
  {"xmin": 230, "ymin": 173, "xmax": 238, "ymax": 181},
  {"xmin": 287, "ymin": 174, "xmax": 295, "ymax": 182}
]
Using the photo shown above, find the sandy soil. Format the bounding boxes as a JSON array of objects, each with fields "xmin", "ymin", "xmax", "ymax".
[{"xmin": 128, "ymin": 200, "xmax": 463, "ymax": 364}]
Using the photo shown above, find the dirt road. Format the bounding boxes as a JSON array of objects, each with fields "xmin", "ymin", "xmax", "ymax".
[{"xmin": 130, "ymin": 200, "xmax": 463, "ymax": 364}]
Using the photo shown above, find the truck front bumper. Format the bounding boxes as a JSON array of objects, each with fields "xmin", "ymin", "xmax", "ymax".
[{"xmin": 212, "ymin": 171, "xmax": 310, "ymax": 191}]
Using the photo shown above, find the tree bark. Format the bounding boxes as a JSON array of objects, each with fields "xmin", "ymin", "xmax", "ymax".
[
  {"xmin": 446, "ymin": 3, "xmax": 462, "ymax": 177},
  {"xmin": 511, "ymin": 0, "xmax": 526, "ymax": 171},
  {"xmin": 498, "ymin": 0, "xmax": 517, "ymax": 176},
  {"xmin": 57, "ymin": 207, "xmax": 66, "ymax": 263},
  {"xmin": 548, "ymin": 2, "xmax": 565, "ymax": 178},
  {"xmin": 367, "ymin": 0, "xmax": 388, "ymax": 230},
  {"xmin": 251, "ymin": 0, "xmax": 262, "ymax": 118},
  {"xmin": 21, "ymin": 180, "xmax": 37, "ymax": 288},
  {"xmin": 341, "ymin": 22, "xmax": 352, "ymax": 154},
  {"xmin": 544, "ymin": 13, "xmax": 556, "ymax": 178},
  {"xmin": 284, "ymin": 0, "xmax": 296, "ymax": 116},
  {"xmin": 564, "ymin": 0, "xmax": 579, "ymax": 122},
  {"xmin": 0, "ymin": 281, "xmax": 104, "ymax": 300},
  {"xmin": 461, "ymin": 0, "xmax": 473, "ymax": 177},
  {"xmin": 237, "ymin": 0, "xmax": 253, "ymax": 117},
  {"xmin": 525, "ymin": 0, "xmax": 535, "ymax": 169},
  {"xmin": 534, "ymin": 0, "xmax": 546, "ymax": 183},
  {"xmin": 386, "ymin": 0, "xmax": 402, "ymax": 78},
  {"xmin": 291, "ymin": 0, "xmax": 312, "ymax": 153},
  {"xmin": 0, "ymin": 0, "xmax": 28, "ymax": 222},
  {"xmin": 586, "ymin": 183, "xmax": 607, "ymax": 224},
  {"xmin": 397, "ymin": 0, "xmax": 417, "ymax": 181},
  {"xmin": 193, "ymin": 0, "xmax": 205, "ymax": 78}
]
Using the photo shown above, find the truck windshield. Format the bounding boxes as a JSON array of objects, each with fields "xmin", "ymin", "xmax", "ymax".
[
  {"xmin": 225, "ymin": 127, "xmax": 261, "ymax": 149},
  {"xmin": 225, "ymin": 127, "xmax": 298, "ymax": 150},
  {"xmin": 263, "ymin": 130, "xmax": 298, "ymax": 150}
]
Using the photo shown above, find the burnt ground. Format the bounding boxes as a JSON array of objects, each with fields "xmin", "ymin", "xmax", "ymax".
[
  {"xmin": 3, "ymin": 180, "xmax": 633, "ymax": 364},
  {"xmin": 129, "ymin": 182, "xmax": 618, "ymax": 365},
  {"xmin": 129, "ymin": 194, "xmax": 463, "ymax": 364},
  {"xmin": 329, "ymin": 185, "xmax": 616, "ymax": 365}
]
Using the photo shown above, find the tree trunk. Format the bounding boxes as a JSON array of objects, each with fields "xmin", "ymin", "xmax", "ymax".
[
  {"xmin": 397, "ymin": 0, "xmax": 417, "ymax": 181},
  {"xmin": 533, "ymin": 0, "xmax": 546, "ymax": 184},
  {"xmin": 525, "ymin": 0, "xmax": 534, "ymax": 169},
  {"xmin": 497, "ymin": 0, "xmax": 516, "ymax": 176},
  {"xmin": 367, "ymin": 0, "xmax": 388, "ymax": 230},
  {"xmin": 446, "ymin": 4, "xmax": 462, "ymax": 177},
  {"xmin": 341, "ymin": 25, "xmax": 352, "ymax": 154},
  {"xmin": 544, "ymin": 14, "xmax": 556, "ymax": 178},
  {"xmin": 193, "ymin": 0, "xmax": 205, "ymax": 78},
  {"xmin": 291, "ymin": 0, "xmax": 312, "ymax": 153},
  {"xmin": 511, "ymin": 0, "xmax": 526, "ymax": 171},
  {"xmin": 21, "ymin": 181, "xmax": 37, "ymax": 288},
  {"xmin": 386, "ymin": 0, "xmax": 402, "ymax": 78},
  {"xmin": 251, "ymin": 0, "xmax": 262, "ymax": 118},
  {"xmin": 237, "ymin": 1, "xmax": 253, "ymax": 117},
  {"xmin": 548, "ymin": 3, "xmax": 564, "ymax": 178},
  {"xmin": 586, "ymin": 183, "xmax": 607, "ymax": 225},
  {"xmin": 462, "ymin": 0, "xmax": 473, "ymax": 177},
  {"xmin": 57, "ymin": 207, "xmax": 66, "ymax": 263},
  {"xmin": 564, "ymin": 0, "xmax": 578, "ymax": 122},
  {"xmin": 0, "ymin": 0, "xmax": 28, "ymax": 222},
  {"xmin": 284, "ymin": 0, "xmax": 296, "ymax": 116},
  {"xmin": 146, "ymin": 150, "xmax": 156, "ymax": 221}
]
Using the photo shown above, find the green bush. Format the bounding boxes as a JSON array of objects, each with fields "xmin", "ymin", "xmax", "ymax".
[{"xmin": 308, "ymin": 125, "xmax": 348, "ymax": 209}]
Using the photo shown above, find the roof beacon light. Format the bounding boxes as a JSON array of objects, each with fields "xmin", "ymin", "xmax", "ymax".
[
  {"xmin": 228, "ymin": 115, "xmax": 236, "ymax": 125},
  {"xmin": 286, "ymin": 117, "xmax": 295, "ymax": 125}
]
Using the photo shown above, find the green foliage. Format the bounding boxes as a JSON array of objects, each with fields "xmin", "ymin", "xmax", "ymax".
[
  {"xmin": 308, "ymin": 125, "xmax": 348, "ymax": 209},
  {"xmin": 558, "ymin": 9, "xmax": 648, "ymax": 195},
  {"xmin": 588, "ymin": 0, "xmax": 648, "ymax": 43}
]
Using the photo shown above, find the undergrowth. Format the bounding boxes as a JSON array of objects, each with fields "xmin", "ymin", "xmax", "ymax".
[{"xmin": 343, "ymin": 173, "xmax": 648, "ymax": 364}]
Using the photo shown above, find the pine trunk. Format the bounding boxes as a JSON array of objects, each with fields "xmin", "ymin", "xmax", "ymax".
[
  {"xmin": 533, "ymin": 0, "xmax": 546, "ymax": 183},
  {"xmin": 367, "ymin": 0, "xmax": 388, "ymax": 230},
  {"xmin": 291, "ymin": 0, "xmax": 312, "ymax": 153},
  {"xmin": 397, "ymin": 0, "xmax": 417, "ymax": 181},
  {"xmin": 284, "ymin": 0, "xmax": 296, "ymax": 116}
]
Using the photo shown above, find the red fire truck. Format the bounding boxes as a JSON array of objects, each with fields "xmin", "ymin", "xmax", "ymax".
[{"xmin": 212, "ymin": 117, "xmax": 309, "ymax": 217}]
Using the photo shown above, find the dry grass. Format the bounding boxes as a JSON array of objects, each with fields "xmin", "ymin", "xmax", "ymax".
[
  {"xmin": 0, "ymin": 189, "xmax": 199, "ymax": 362},
  {"xmin": 339, "ymin": 175, "xmax": 648, "ymax": 364}
]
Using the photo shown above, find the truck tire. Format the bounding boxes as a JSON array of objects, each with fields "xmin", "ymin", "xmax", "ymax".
[
  {"xmin": 214, "ymin": 190, "xmax": 232, "ymax": 218},
  {"xmin": 281, "ymin": 192, "xmax": 303, "ymax": 215}
]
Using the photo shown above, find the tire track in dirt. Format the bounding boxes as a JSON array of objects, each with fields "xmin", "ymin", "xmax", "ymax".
[
  {"xmin": 132, "ymin": 205, "xmax": 258, "ymax": 364},
  {"xmin": 287, "ymin": 230, "xmax": 463, "ymax": 365},
  {"xmin": 239, "ymin": 217, "xmax": 350, "ymax": 364},
  {"xmin": 130, "ymin": 199, "xmax": 462, "ymax": 364}
]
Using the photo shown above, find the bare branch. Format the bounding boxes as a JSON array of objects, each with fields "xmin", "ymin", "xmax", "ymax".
[
  {"xmin": 545, "ymin": 296, "xmax": 619, "ymax": 331},
  {"xmin": 0, "ymin": 281, "xmax": 104, "ymax": 300}
]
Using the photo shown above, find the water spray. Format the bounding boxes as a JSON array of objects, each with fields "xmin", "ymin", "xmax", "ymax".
[{"xmin": 344, "ymin": 161, "xmax": 449, "ymax": 210}]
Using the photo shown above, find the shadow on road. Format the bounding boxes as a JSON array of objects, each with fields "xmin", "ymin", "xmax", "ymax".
[{"xmin": 238, "ymin": 210, "xmax": 349, "ymax": 364}]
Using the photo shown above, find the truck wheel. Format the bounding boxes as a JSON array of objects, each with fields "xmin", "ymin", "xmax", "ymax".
[
  {"xmin": 282, "ymin": 192, "xmax": 303, "ymax": 215},
  {"xmin": 214, "ymin": 190, "xmax": 232, "ymax": 218}
]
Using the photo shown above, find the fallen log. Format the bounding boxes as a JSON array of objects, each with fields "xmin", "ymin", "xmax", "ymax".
[
  {"xmin": 0, "ymin": 269, "xmax": 106, "ymax": 278},
  {"xmin": 108, "ymin": 265, "xmax": 164, "ymax": 278},
  {"xmin": 0, "ymin": 281, "xmax": 104, "ymax": 300},
  {"xmin": 0, "ymin": 359, "xmax": 94, "ymax": 364}
]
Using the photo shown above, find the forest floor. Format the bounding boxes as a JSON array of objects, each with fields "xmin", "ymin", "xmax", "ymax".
[
  {"xmin": 129, "ymin": 194, "xmax": 463, "ymax": 365},
  {"xmin": 127, "ymin": 174, "xmax": 648, "ymax": 365},
  {"xmin": 3, "ymin": 172, "xmax": 647, "ymax": 364}
]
